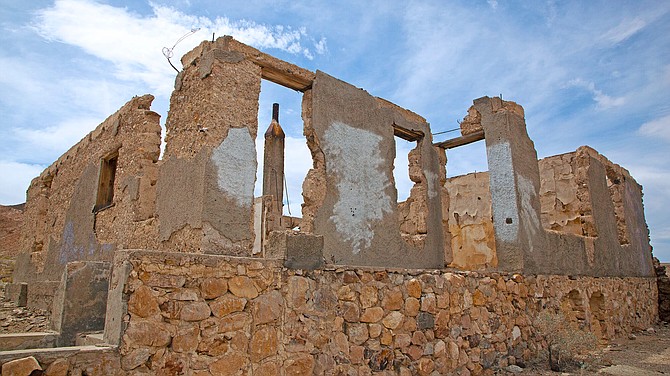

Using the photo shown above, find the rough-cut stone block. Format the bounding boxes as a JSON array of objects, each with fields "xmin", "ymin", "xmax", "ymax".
[
  {"xmin": 228, "ymin": 276, "xmax": 259, "ymax": 299},
  {"xmin": 1, "ymin": 356, "xmax": 42, "ymax": 375}
]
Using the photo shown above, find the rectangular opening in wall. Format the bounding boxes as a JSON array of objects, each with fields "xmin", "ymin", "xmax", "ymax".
[{"xmin": 94, "ymin": 151, "xmax": 118, "ymax": 213}]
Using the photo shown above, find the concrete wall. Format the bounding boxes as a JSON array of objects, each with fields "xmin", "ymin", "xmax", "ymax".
[
  {"xmin": 305, "ymin": 71, "xmax": 445, "ymax": 268},
  {"xmin": 14, "ymin": 95, "xmax": 161, "ymax": 289},
  {"xmin": 447, "ymin": 97, "xmax": 654, "ymax": 277}
]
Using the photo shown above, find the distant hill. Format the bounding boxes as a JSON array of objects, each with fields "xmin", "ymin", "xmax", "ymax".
[{"xmin": 0, "ymin": 204, "xmax": 25, "ymax": 282}]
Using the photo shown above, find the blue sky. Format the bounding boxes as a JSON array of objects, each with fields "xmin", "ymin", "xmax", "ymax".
[{"xmin": 1, "ymin": 0, "xmax": 669, "ymax": 261}]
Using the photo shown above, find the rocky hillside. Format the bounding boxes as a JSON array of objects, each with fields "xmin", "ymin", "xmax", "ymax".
[{"xmin": 0, "ymin": 204, "xmax": 25, "ymax": 282}]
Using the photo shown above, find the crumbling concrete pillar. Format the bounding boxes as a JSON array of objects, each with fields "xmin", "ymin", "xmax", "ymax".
[
  {"xmin": 475, "ymin": 96, "xmax": 545, "ymax": 272},
  {"xmin": 263, "ymin": 103, "xmax": 285, "ymax": 220},
  {"xmin": 157, "ymin": 37, "xmax": 262, "ymax": 255}
]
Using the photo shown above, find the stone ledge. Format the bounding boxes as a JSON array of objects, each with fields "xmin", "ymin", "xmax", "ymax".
[{"xmin": 0, "ymin": 332, "xmax": 58, "ymax": 351}]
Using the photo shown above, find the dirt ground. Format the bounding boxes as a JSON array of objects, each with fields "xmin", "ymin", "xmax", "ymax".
[
  {"xmin": 504, "ymin": 323, "xmax": 670, "ymax": 375},
  {"xmin": 0, "ymin": 282, "xmax": 50, "ymax": 334}
]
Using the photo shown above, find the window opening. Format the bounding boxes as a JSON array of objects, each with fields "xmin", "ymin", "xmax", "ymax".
[
  {"xmin": 255, "ymin": 80, "xmax": 309, "ymax": 219},
  {"xmin": 94, "ymin": 151, "xmax": 118, "ymax": 212}
]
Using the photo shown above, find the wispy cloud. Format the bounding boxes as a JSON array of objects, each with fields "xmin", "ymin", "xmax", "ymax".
[
  {"xmin": 600, "ymin": 17, "xmax": 647, "ymax": 45},
  {"xmin": 565, "ymin": 78, "xmax": 626, "ymax": 110},
  {"xmin": 639, "ymin": 114, "xmax": 670, "ymax": 142},
  {"xmin": 33, "ymin": 0, "xmax": 326, "ymax": 96},
  {"xmin": 0, "ymin": 161, "xmax": 45, "ymax": 205}
]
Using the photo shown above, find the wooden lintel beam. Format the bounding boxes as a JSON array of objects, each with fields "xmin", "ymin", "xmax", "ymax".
[
  {"xmin": 393, "ymin": 125, "xmax": 424, "ymax": 142},
  {"xmin": 433, "ymin": 130, "xmax": 485, "ymax": 149},
  {"xmin": 260, "ymin": 67, "xmax": 313, "ymax": 92}
]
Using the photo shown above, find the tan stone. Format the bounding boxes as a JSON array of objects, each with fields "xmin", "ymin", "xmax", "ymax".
[
  {"xmin": 255, "ymin": 361, "xmax": 279, "ymax": 376},
  {"xmin": 45, "ymin": 358, "xmax": 69, "ymax": 376},
  {"xmin": 337, "ymin": 285, "xmax": 356, "ymax": 301},
  {"xmin": 250, "ymin": 326, "xmax": 278, "ymax": 361},
  {"xmin": 201, "ymin": 277, "xmax": 228, "ymax": 299},
  {"xmin": 128, "ymin": 285, "xmax": 160, "ymax": 318},
  {"xmin": 230, "ymin": 331, "xmax": 249, "ymax": 353},
  {"xmin": 228, "ymin": 276, "xmax": 259, "ymax": 299},
  {"xmin": 405, "ymin": 297, "xmax": 420, "ymax": 316},
  {"xmin": 167, "ymin": 288, "xmax": 199, "ymax": 301},
  {"xmin": 341, "ymin": 301, "xmax": 360, "ymax": 322},
  {"xmin": 252, "ymin": 290, "xmax": 283, "ymax": 324},
  {"xmin": 407, "ymin": 278, "xmax": 422, "ymax": 298},
  {"xmin": 350, "ymin": 345, "xmax": 365, "ymax": 365},
  {"xmin": 420, "ymin": 293, "xmax": 437, "ymax": 313},
  {"xmin": 448, "ymin": 340, "xmax": 459, "ymax": 360},
  {"xmin": 209, "ymin": 353, "xmax": 247, "ymax": 375},
  {"xmin": 472, "ymin": 290, "xmax": 486, "ymax": 306},
  {"xmin": 124, "ymin": 320, "xmax": 171, "ymax": 347},
  {"xmin": 197, "ymin": 334, "xmax": 230, "ymax": 356},
  {"xmin": 347, "ymin": 323, "xmax": 369, "ymax": 345},
  {"xmin": 172, "ymin": 325, "xmax": 200, "ymax": 352},
  {"xmin": 181, "ymin": 301, "xmax": 211, "ymax": 321},
  {"xmin": 2, "ymin": 356, "xmax": 42, "ymax": 375},
  {"xmin": 408, "ymin": 345, "xmax": 423, "ymax": 360},
  {"xmin": 395, "ymin": 333, "xmax": 411, "ymax": 349},
  {"xmin": 369, "ymin": 323, "xmax": 382, "ymax": 338},
  {"xmin": 418, "ymin": 357, "xmax": 435, "ymax": 376},
  {"xmin": 381, "ymin": 329, "xmax": 393, "ymax": 346},
  {"xmin": 382, "ymin": 311, "xmax": 404, "ymax": 329},
  {"xmin": 121, "ymin": 347, "xmax": 152, "ymax": 370},
  {"xmin": 381, "ymin": 289, "xmax": 403, "ymax": 310},
  {"xmin": 204, "ymin": 312, "xmax": 252, "ymax": 333},
  {"xmin": 288, "ymin": 276, "xmax": 311, "ymax": 309},
  {"xmin": 333, "ymin": 332, "xmax": 350, "ymax": 355},
  {"xmin": 209, "ymin": 294, "xmax": 247, "ymax": 317},
  {"xmin": 360, "ymin": 285, "xmax": 378, "ymax": 308},
  {"xmin": 284, "ymin": 354, "xmax": 315, "ymax": 375},
  {"xmin": 360, "ymin": 307, "xmax": 384, "ymax": 323}
]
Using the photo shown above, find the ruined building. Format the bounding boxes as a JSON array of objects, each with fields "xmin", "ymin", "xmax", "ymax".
[{"xmin": 0, "ymin": 36, "xmax": 657, "ymax": 375}]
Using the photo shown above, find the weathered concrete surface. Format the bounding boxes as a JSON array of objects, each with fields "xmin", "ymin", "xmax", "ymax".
[
  {"xmin": 0, "ymin": 332, "xmax": 58, "ymax": 351},
  {"xmin": 451, "ymin": 97, "xmax": 654, "ymax": 277},
  {"xmin": 51, "ymin": 261, "xmax": 110, "ymax": 346},
  {"xmin": 158, "ymin": 37, "xmax": 262, "ymax": 257},
  {"xmin": 309, "ymin": 71, "xmax": 444, "ymax": 268},
  {"xmin": 445, "ymin": 172, "xmax": 497, "ymax": 269},
  {"xmin": 13, "ymin": 95, "xmax": 161, "ymax": 310}
]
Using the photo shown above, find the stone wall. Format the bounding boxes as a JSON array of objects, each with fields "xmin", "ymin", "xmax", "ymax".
[{"xmin": 106, "ymin": 250, "xmax": 657, "ymax": 375}]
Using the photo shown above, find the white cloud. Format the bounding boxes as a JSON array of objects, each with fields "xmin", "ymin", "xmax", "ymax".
[
  {"xmin": 565, "ymin": 78, "xmax": 626, "ymax": 110},
  {"xmin": 0, "ymin": 161, "xmax": 46, "ymax": 205},
  {"xmin": 32, "ymin": 0, "xmax": 326, "ymax": 96},
  {"xmin": 487, "ymin": 0, "xmax": 498, "ymax": 10},
  {"xmin": 12, "ymin": 116, "xmax": 105, "ymax": 159},
  {"xmin": 639, "ymin": 114, "xmax": 670, "ymax": 142},
  {"xmin": 601, "ymin": 17, "xmax": 646, "ymax": 45}
]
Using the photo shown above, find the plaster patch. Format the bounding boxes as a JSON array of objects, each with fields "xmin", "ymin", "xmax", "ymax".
[
  {"xmin": 486, "ymin": 142, "xmax": 519, "ymax": 242},
  {"xmin": 425, "ymin": 170, "xmax": 439, "ymax": 199},
  {"xmin": 323, "ymin": 122, "xmax": 393, "ymax": 254},
  {"xmin": 517, "ymin": 175, "xmax": 541, "ymax": 242},
  {"xmin": 211, "ymin": 128, "xmax": 257, "ymax": 207}
]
